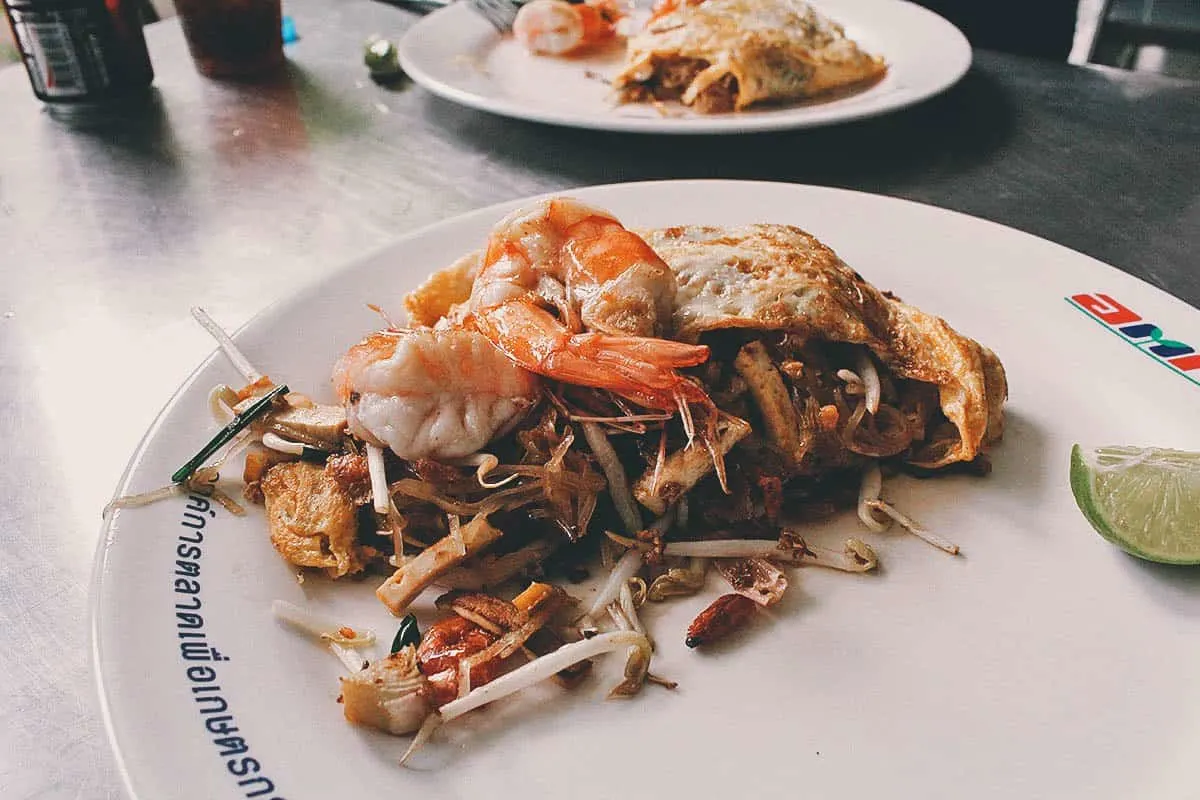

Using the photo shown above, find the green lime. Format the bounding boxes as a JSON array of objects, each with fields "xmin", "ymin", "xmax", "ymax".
[{"xmin": 1070, "ymin": 444, "xmax": 1200, "ymax": 564}]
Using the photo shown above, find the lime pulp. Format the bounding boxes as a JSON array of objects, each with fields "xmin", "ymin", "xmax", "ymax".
[{"xmin": 1069, "ymin": 444, "xmax": 1200, "ymax": 565}]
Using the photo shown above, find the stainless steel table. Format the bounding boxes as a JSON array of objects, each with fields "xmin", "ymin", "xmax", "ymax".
[{"xmin": 0, "ymin": 1, "xmax": 1197, "ymax": 796}]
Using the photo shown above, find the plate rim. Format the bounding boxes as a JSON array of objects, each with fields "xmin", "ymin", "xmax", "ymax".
[
  {"xmin": 90, "ymin": 178, "xmax": 1200, "ymax": 800},
  {"xmin": 395, "ymin": 0, "xmax": 973, "ymax": 135}
]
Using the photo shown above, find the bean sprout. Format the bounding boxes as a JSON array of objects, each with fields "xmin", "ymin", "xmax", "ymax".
[
  {"xmin": 401, "ymin": 631, "xmax": 653, "ymax": 764},
  {"xmin": 191, "ymin": 307, "xmax": 262, "ymax": 383},
  {"xmin": 366, "ymin": 443, "xmax": 391, "ymax": 516},
  {"xmin": 586, "ymin": 548, "xmax": 645, "ymax": 621},
  {"xmin": 856, "ymin": 351, "xmax": 881, "ymax": 414},
  {"xmin": 867, "ymin": 500, "xmax": 960, "ymax": 555},
  {"xmin": 857, "ymin": 463, "xmax": 889, "ymax": 532}
]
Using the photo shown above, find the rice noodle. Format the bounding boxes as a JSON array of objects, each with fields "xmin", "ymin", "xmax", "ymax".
[
  {"xmin": 856, "ymin": 463, "xmax": 889, "ymax": 532},
  {"xmin": 581, "ymin": 422, "xmax": 642, "ymax": 534},
  {"xmin": 437, "ymin": 540, "xmax": 556, "ymax": 590},
  {"xmin": 366, "ymin": 443, "xmax": 391, "ymax": 516},
  {"xmin": 856, "ymin": 351, "xmax": 881, "ymax": 414},
  {"xmin": 389, "ymin": 478, "xmax": 544, "ymax": 516}
]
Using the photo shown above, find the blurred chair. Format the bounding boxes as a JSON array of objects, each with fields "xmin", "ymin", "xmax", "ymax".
[
  {"xmin": 910, "ymin": 1, "xmax": 1080, "ymax": 60},
  {"xmin": 1084, "ymin": 0, "xmax": 1200, "ymax": 76}
]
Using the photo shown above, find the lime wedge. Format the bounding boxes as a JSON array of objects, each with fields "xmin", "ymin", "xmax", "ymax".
[{"xmin": 1070, "ymin": 444, "xmax": 1200, "ymax": 564}]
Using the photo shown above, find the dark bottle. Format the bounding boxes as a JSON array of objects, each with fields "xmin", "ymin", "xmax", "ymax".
[{"xmin": 2, "ymin": 0, "xmax": 154, "ymax": 105}]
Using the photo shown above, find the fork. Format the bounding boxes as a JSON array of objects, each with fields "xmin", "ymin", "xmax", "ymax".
[
  {"xmin": 383, "ymin": 0, "xmax": 523, "ymax": 32},
  {"xmin": 466, "ymin": 0, "xmax": 523, "ymax": 31}
]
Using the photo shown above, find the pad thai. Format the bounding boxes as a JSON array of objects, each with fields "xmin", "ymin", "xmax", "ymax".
[{"xmin": 113, "ymin": 197, "xmax": 1007, "ymax": 760}]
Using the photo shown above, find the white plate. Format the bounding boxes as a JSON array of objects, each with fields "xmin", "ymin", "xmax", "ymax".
[
  {"xmin": 93, "ymin": 180, "xmax": 1200, "ymax": 800},
  {"xmin": 396, "ymin": 0, "xmax": 971, "ymax": 134}
]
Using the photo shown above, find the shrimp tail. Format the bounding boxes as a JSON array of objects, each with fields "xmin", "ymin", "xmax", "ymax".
[
  {"xmin": 581, "ymin": 335, "xmax": 710, "ymax": 369},
  {"xmin": 468, "ymin": 300, "xmax": 711, "ymax": 412}
]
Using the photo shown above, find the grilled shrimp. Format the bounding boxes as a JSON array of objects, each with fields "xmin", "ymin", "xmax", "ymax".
[
  {"xmin": 468, "ymin": 197, "xmax": 675, "ymax": 337},
  {"xmin": 513, "ymin": 0, "xmax": 622, "ymax": 56},
  {"xmin": 464, "ymin": 198, "xmax": 712, "ymax": 412},
  {"xmin": 334, "ymin": 198, "xmax": 711, "ymax": 462},
  {"xmin": 332, "ymin": 328, "xmax": 539, "ymax": 460}
]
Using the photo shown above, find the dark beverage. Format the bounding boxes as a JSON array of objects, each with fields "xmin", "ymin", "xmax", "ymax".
[
  {"xmin": 175, "ymin": 0, "xmax": 283, "ymax": 80},
  {"xmin": 2, "ymin": 0, "xmax": 153, "ymax": 105}
]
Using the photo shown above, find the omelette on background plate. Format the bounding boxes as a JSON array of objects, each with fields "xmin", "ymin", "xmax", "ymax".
[{"xmin": 612, "ymin": 0, "xmax": 888, "ymax": 112}]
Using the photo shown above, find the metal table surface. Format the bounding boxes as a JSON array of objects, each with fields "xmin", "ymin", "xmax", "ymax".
[{"xmin": 0, "ymin": 1, "xmax": 1197, "ymax": 796}]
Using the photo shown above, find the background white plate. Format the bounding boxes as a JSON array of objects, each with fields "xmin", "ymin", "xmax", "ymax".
[
  {"xmin": 94, "ymin": 180, "xmax": 1200, "ymax": 800},
  {"xmin": 396, "ymin": 0, "xmax": 971, "ymax": 134}
]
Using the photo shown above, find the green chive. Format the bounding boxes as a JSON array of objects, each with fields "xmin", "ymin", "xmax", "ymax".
[
  {"xmin": 172, "ymin": 384, "xmax": 290, "ymax": 484},
  {"xmin": 390, "ymin": 614, "xmax": 421, "ymax": 653}
]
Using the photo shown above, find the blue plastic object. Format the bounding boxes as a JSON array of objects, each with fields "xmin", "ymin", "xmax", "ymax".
[{"xmin": 281, "ymin": 15, "xmax": 298, "ymax": 44}]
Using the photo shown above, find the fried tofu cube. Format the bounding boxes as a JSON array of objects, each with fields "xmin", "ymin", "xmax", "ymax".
[{"xmin": 260, "ymin": 461, "xmax": 369, "ymax": 578}]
